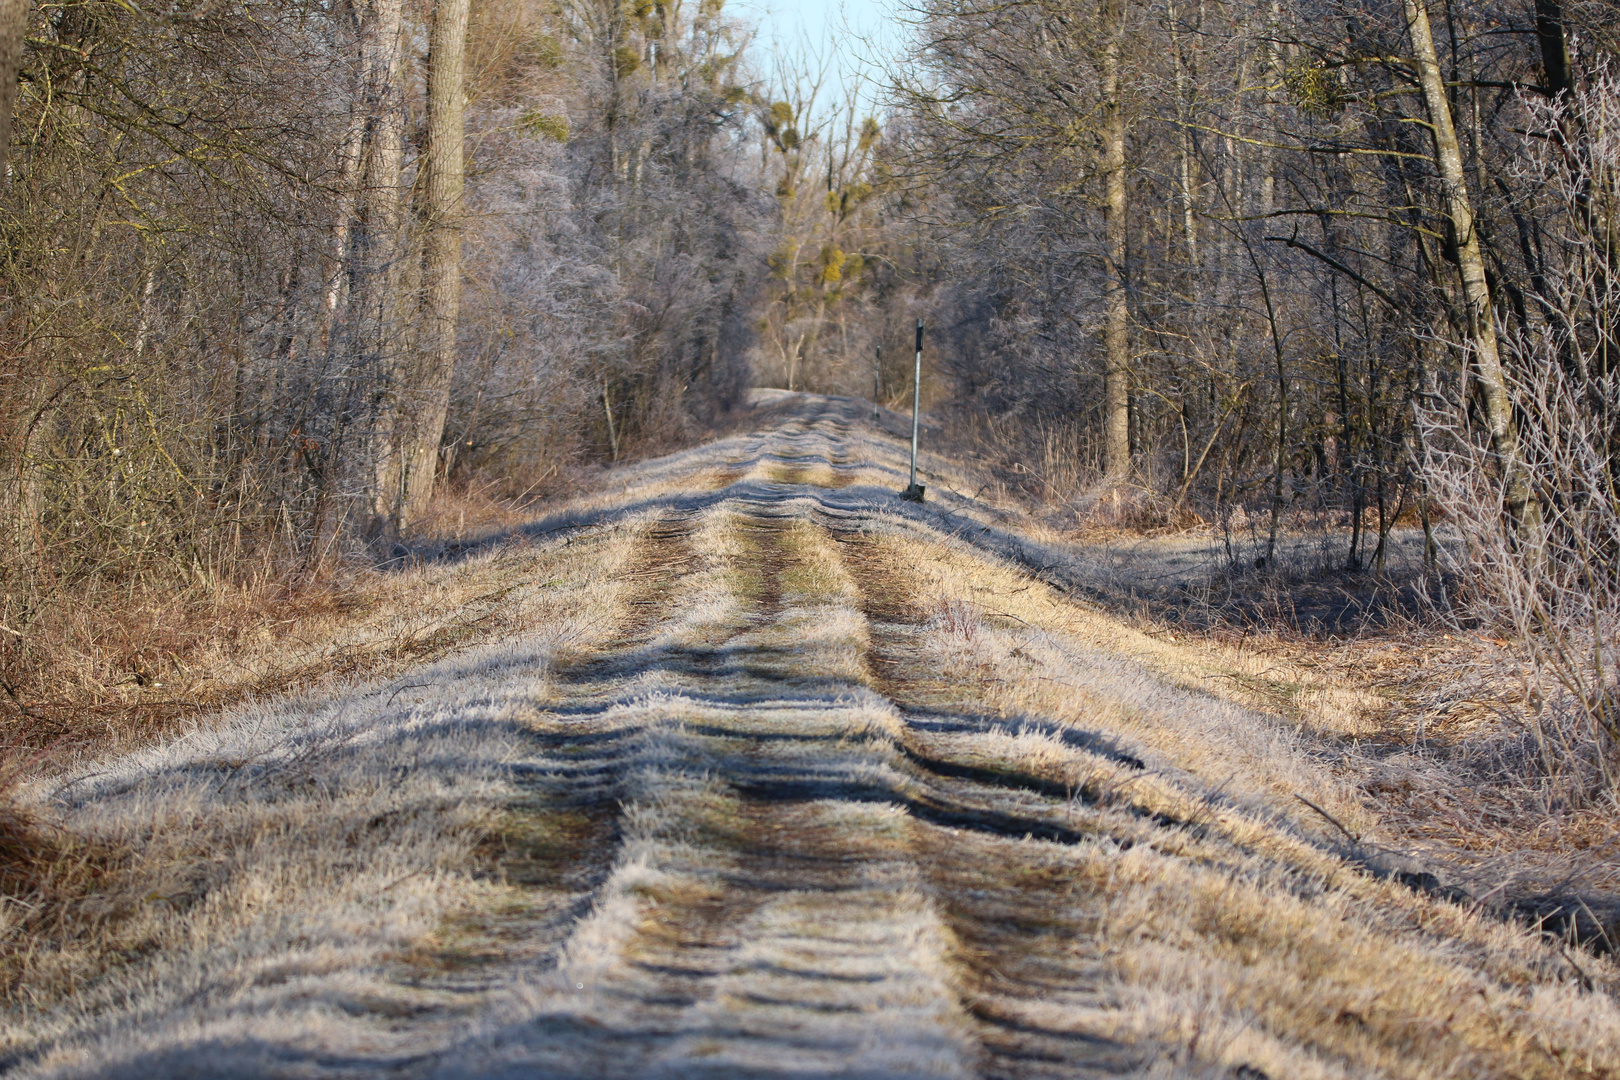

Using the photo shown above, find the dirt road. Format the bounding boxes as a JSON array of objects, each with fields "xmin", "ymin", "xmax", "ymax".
[{"xmin": 10, "ymin": 394, "xmax": 1618, "ymax": 1079}]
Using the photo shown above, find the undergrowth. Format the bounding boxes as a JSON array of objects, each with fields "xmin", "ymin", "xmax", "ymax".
[{"xmin": 0, "ymin": 476, "xmax": 555, "ymax": 989}]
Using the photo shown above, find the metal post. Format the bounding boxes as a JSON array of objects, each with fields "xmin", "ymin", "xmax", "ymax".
[
  {"xmin": 902, "ymin": 319, "xmax": 926, "ymax": 501},
  {"xmin": 873, "ymin": 344, "xmax": 881, "ymax": 421}
]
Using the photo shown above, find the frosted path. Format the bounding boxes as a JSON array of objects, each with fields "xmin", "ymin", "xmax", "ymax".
[{"xmin": 18, "ymin": 395, "xmax": 1617, "ymax": 1080}]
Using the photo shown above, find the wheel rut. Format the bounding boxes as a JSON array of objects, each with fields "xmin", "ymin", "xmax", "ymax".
[
  {"xmin": 441, "ymin": 404, "xmax": 1178, "ymax": 1077},
  {"xmin": 823, "ymin": 518, "xmax": 1164, "ymax": 1078},
  {"xmin": 404, "ymin": 509, "xmax": 713, "ymax": 1006}
]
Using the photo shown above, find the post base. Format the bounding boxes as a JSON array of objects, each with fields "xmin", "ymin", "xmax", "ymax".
[{"xmin": 900, "ymin": 483, "xmax": 926, "ymax": 502}]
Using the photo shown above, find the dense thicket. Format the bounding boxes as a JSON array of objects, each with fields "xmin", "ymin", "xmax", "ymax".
[
  {"xmin": 732, "ymin": 0, "xmax": 1618, "ymax": 797},
  {"xmin": 838, "ymin": 0, "xmax": 1617, "ymax": 798},
  {"xmin": 0, "ymin": 0, "xmax": 762, "ymax": 709}
]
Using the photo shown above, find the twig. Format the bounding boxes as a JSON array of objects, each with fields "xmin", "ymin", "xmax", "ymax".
[
  {"xmin": 386, "ymin": 682, "xmax": 434, "ymax": 707},
  {"xmin": 50, "ymin": 770, "xmax": 110, "ymax": 799},
  {"xmin": 1560, "ymin": 944, "xmax": 1595, "ymax": 991},
  {"xmin": 1294, "ymin": 793, "xmax": 1362, "ymax": 844},
  {"xmin": 381, "ymin": 866, "xmax": 432, "ymax": 892}
]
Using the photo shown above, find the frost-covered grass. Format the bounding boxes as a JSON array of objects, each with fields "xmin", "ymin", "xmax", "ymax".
[{"xmin": 5, "ymin": 393, "xmax": 1618, "ymax": 1080}]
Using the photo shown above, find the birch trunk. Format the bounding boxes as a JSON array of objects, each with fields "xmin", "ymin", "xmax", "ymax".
[
  {"xmin": 1100, "ymin": 0, "xmax": 1131, "ymax": 480},
  {"xmin": 399, "ymin": 0, "xmax": 470, "ymax": 528},
  {"xmin": 319, "ymin": 110, "xmax": 368, "ymax": 357},
  {"xmin": 1402, "ymin": 0, "xmax": 1540, "ymax": 542},
  {"xmin": 1169, "ymin": 0, "xmax": 1201, "ymax": 284}
]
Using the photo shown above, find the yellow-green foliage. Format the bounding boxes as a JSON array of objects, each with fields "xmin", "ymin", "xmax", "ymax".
[
  {"xmin": 517, "ymin": 108, "xmax": 570, "ymax": 143},
  {"xmin": 614, "ymin": 45, "xmax": 642, "ymax": 78},
  {"xmin": 765, "ymin": 102, "xmax": 800, "ymax": 153},
  {"xmin": 858, "ymin": 117, "xmax": 881, "ymax": 153},
  {"xmin": 1283, "ymin": 59, "xmax": 1347, "ymax": 119},
  {"xmin": 827, "ymin": 183, "xmax": 873, "ymax": 220},
  {"xmin": 697, "ymin": 57, "xmax": 736, "ymax": 86},
  {"xmin": 820, "ymin": 245, "xmax": 846, "ymax": 284},
  {"xmin": 638, "ymin": 0, "xmax": 665, "ymax": 37}
]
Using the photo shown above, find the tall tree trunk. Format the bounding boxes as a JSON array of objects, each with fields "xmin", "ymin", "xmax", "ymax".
[
  {"xmin": 348, "ymin": 0, "xmax": 408, "ymax": 540},
  {"xmin": 3, "ymin": 388, "xmax": 52, "ymax": 581},
  {"xmin": 1100, "ymin": 0, "xmax": 1131, "ymax": 481},
  {"xmin": 400, "ymin": 0, "xmax": 470, "ymax": 529},
  {"xmin": 1533, "ymin": 0, "xmax": 1573, "ymax": 100},
  {"xmin": 0, "ymin": 0, "xmax": 26, "ymax": 181},
  {"xmin": 319, "ymin": 106, "xmax": 368, "ymax": 357},
  {"xmin": 1403, "ymin": 0, "xmax": 1540, "ymax": 542},
  {"xmin": 1169, "ymin": 0, "xmax": 1201, "ymax": 279}
]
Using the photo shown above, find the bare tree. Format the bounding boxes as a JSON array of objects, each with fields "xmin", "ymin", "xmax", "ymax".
[{"xmin": 1402, "ymin": 0, "xmax": 1539, "ymax": 545}]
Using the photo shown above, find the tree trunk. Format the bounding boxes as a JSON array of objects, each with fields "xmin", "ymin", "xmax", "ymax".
[
  {"xmin": 319, "ymin": 101, "xmax": 368, "ymax": 357},
  {"xmin": 400, "ymin": 0, "xmax": 471, "ymax": 529},
  {"xmin": 1100, "ymin": 0, "xmax": 1131, "ymax": 481},
  {"xmin": 1169, "ymin": 0, "xmax": 1201, "ymax": 291},
  {"xmin": 0, "ymin": 0, "xmax": 27, "ymax": 181},
  {"xmin": 1533, "ymin": 0, "xmax": 1573, "ymax": 100},
  {"xmin": 1403, "ymin": 0, "xmax": 1540, "ymax": 543},
  {"xmin": 347, "ymin": 0, "xmax": 408, "ymax": 541},
  {"xmin": 3, "ymin": 389, "xmax": 52, "ymax": 581}
]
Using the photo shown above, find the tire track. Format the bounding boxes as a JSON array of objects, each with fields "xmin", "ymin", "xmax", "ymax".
[
  {"xmin": 406, "ymin": 509, "xmax": 713, "ymax": 1007},
  {"xmin": 25, "ymin": 394, "xmax": 1610, "ymax": 1080},
  {"xmin": 435, "ymin": 398, "xmax": 1359, "ymax": 1078},
  {"xmin": 499, "ymin": 447, "xmax": 1160, "ymax": 1075},
  {"xmin": 821, "ymin": 520, "xmax": 1166, "ymax": 1078},
  {"xmin": 509, "ymin": 397, "xmax": 1169, "ymax": 1076}
]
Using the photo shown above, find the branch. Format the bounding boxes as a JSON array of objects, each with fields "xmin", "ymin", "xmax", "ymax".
[
  {"xmin": 1264, "ymin": 235, "xmax": 1403, "ymax": 314},
  {"xmin": 1175, "ymin": 121, "xmax": 1434, "ymax": 163}
]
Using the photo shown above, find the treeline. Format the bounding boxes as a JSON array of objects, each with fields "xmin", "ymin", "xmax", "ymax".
[
  {"xmin": 0, "ymin": 0, "xmax": 765, "ymax": 689},
  {"xmin": 888, "ymin": 0, "xmax": 1615, "ymax": 558},
  {"xmin": 775, "ymin": 0, "xmax": 1614, "ymax": 552},
  {"xmin": 758, "ymin": 0, "xmax": 1619, "ymax": 798}
]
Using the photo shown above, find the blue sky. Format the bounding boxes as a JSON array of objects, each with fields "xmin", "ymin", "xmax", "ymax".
[
  {"xmin": 742, "ymin": 0, "xmax": 902, "ymax": 67},
  {"xmin": 748, "ymin": 0, "xmax": 878, "ymax": 45},
  {"xmin": 738, "ymin": 0, "xmax": 904, "ymax": 113}
]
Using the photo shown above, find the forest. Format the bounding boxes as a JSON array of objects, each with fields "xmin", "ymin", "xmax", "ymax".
[{"xmin": 1, "ymin": 0, "xmax": 1617, "ymax": 802}]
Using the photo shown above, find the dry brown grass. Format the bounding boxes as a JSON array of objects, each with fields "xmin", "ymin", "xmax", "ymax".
[
  {"xmin": 1025, "ymin": 524, "xmax": 1620, "ymax": 943},
  {"xmin": 809, "ymin": 406, "xmax": 1620, "ymax": 956},
  {"xmin": 838, "ymin": 514, "xmax": 1620, "ymax": 1076},
  {"xmin": 0, "ymin": 479, "xmax": 568, "ymax": 766},
  {"xmin": 3, "ymin": 575, "xmax": 355, "ymax": 753},
  {"xmin": 410, "ymin": 475, "xmax": 570, "ymax": 541},
  {"xmin": 0, "ymin": 472, "xmax": 639, "ymax": 1021},
  {"xmin": 0, "ymin": 491, "xmax": 667, "ymax": 1063},
  {"xmin": 0, "ymin": 741, "xmax": 106, "ymax": 946}
]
